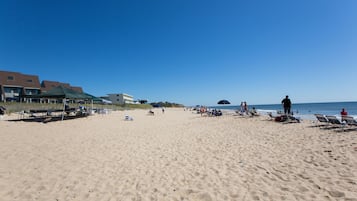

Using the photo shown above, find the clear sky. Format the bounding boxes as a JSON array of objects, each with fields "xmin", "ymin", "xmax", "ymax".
[{"xmin": 1, "ymin": 0, "xmax": 356, "ymax": 106}]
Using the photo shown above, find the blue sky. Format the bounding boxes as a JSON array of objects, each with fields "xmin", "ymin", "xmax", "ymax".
[{"xmin": 1, "ymin": 0, "xmax": 356, "ymax": 106}]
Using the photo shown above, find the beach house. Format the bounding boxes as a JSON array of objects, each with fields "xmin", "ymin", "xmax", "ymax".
[
  {"xmin": 39, "ymin": 80, "xmax": 84, "ymax": 103},
  {"xmin": 0, "ymin": 71, "xmax": 41, "ymax": 102},
  {"xmin": 107, "ymin": 93, "xmax": 134, "ymax": 104},
  {"xmin": 0, "ymin": 70, "xmax": 85, "ymax": 103}
]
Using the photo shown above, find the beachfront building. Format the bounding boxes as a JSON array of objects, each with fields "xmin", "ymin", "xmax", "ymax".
[
  {"xmin": 0, "ymin": 71, "xmax": 41, "ymax": 102},
  {"xmin": 0, "ymin": 70, "xmax": 86, "ymax": 103},
  {"xmin": 107, "ymin": 93, "xmax": 134, "ymax": 104},
  {"xmin": 40, "ymin": 80, "xmax": 84, "ymax": 103}
]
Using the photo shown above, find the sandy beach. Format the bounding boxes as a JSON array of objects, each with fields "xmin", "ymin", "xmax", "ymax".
[{"xmin": 0, "ymin": 108, "xmax": 356, "ymax": 201}]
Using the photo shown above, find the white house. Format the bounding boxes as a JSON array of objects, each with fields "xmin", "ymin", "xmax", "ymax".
[{"xmin": 107, "ymin": 93, "xmax": 134, "ymax": 104}]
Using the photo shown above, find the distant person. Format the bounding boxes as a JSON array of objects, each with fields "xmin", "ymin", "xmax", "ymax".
[
  {"xmin": 281, "ymin": 95, "xmax": 292, "ymax": 115},
  {"xmin": 340, "ymin": 108, "xmax": 348, "ymax": 121},
  {"xmin": 148, "ymin": 110, "xmax": 154, "ymax": 115},
  {"xmin": 200, "ymin": 106, "xmax": 207, "ymax": 116},
  {"xmin": 243, "ymin": 101, "xmax": 248, "ymax": 114},
  {"xmin": 340, "ymin": 108, "xmax": 347, "ymax": 116},
  {"xmin": 65, "ymin": 103, "xmax": 70, "ymax": 111},
  {"xmin": 162, "ymin": 107, "xmax": 165, "ymax": 113},
  {"xmin": 250, "ymin": 107, "xmax": 259, "ymax": 116},
  {"xmin": 237, "ymin": 102, "xmax": 246, "ymax": 115},
  {"xmin": 239, "ymin": 102, "xmax": 245, "ymax": 113},
  {"xmin": 0, "ymin": 106, "xmax": 5, "ymax": 116}
]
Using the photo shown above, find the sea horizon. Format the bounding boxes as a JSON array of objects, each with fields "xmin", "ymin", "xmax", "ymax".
[{"xmin": 207, "ymin": 101, "xmax": 357, "ymax": 120}]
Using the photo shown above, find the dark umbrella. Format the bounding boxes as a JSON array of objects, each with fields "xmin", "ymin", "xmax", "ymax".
[{"xmin": 217, "ymin": 100, "xmax": 230, "ymax": 104}]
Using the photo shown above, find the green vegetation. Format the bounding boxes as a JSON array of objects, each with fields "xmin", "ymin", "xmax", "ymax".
[{"xmin": 150, "ymin": 101, "xmax": 184, "ymax": 108}]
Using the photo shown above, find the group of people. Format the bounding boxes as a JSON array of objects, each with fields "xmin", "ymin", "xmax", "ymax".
[
  {"xmin": 239, "ymin": 101, "xmax": 249, "ymax": 114},
  {"xmin": 198, "ymin": 106, "xmax": 222, "ymax": 116},
  {"xmin": 209, "ymin": 109, "xmax": 222, "ymax": 116},
  {"xmin": 236, "ymin": 96, "xmax": 292, "ymax": 116},
  {"xmin": 282, "ymin": 96, "xmax": 349, "ymax": 119},
  {"xmin": 236, "ymin": 101, "xmax": 259, "ymax": 116}
]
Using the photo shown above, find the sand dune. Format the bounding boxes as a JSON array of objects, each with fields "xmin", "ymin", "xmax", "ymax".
[{"xmin": 0, "ymin": 108, "xmax": 356, "ymax": 201}]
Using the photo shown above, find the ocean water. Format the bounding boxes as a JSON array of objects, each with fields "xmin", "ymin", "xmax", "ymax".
[{"xmin": 212, "ymin": 102, "xmax": 357, "ymax": 120}]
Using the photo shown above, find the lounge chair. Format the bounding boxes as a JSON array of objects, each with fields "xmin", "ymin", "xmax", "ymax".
[
  {"xmin": 325, "ymin": 115, "xmax": 346, "ymax": 130},
  {"xmin": 343, "ymin": 116, "xmax": 357, "ymax": 126},
  {"xmin": 314, "ymin": 114, "xmax": 329, "ymax": 127},
  {"xmin": 125, "ymin": 115, "xmax": 133, "ymax": 121},
  {"xmin": 342, "ymin": 116, "xmax": 357, "ymax": 131},
  {"xmin": 326, "ymin": 115, "xmax": 343, "ymax": 124}
]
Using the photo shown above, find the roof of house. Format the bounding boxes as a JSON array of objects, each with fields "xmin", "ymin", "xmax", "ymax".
[
  {"xmin": 30, "ymin": 85, "xmax": 89, "ymax": 99},
  {"xmin": 41, "ymin": 80, "xmax": 83, "ymax": 93},
  {"xmin": 0, "ymin": 71, "xmax": 41, "ymax": 88}
]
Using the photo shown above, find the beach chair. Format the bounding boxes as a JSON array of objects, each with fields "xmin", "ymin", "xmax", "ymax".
[
  {"xmin": 342, "ymin": 116, "xmax": 357, "ymax": 130},
  {"xmin": 326, "ymin": 115, "xmax": 343, "ymax": 124},
  {"xmin": 314, "ymin": 114, "xmax": 329, "ymax": 127},
  {"xmin": 343, "ymin": 116, "xmax": 357, "ymax": 126},
  {"xmin": 124, "ymin": 115, "xmax": 133, "ymax": 121},
  {"xmin": 325, "ymin": 115, "xmax": 346, "ymax": 131}
]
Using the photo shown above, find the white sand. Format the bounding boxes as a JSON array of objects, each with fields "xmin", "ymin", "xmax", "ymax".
[{"xmin": 0, "ymin": 108, "xmax": 356, "ymax": 201}]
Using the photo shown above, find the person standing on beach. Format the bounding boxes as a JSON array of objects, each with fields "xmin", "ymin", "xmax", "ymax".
[
  {"xmin": 0, "ymin": 106, "xmax": 5, "ymax": 115},
  {"xmin": 340, "ymin": 108, "xmax": 347, "ymax": 116},
  {"xmin": 239, "ymin": 102, "xmax": 245, "ymax": 113},
  {"xmin": 281, "ymin": 95, "xmax": 292, "ymax": 114},
  {"xmin": 243, "ymin": 101, "xmax": 249, "ymax": 115},
  {"xmin": 0, "ymin": 106, "xmax": 5, "ymax": 120},
  {"xmin": 340, "ymin": 108, "xmax": 348, "ymax": 121}
]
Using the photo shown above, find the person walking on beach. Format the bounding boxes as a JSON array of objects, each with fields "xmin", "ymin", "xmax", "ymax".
[{"xmin": 281, "ymin": 95, "xmax": 292, "ymax": 114}]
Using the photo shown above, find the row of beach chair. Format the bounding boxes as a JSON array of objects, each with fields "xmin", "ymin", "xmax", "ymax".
[{"xmin": 314, "ymin": 114, "xmax": 357, "ymax": 131}]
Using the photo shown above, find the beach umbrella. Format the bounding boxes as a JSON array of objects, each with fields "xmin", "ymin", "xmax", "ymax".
[{"xmin": 217, "ymin": 100, "xmax": 230, "ymax": 105}]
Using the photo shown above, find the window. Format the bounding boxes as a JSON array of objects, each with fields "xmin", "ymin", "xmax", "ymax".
[
  {"xmin": 7, "ymin": 76, "xmax": 14, "ymax": 80},
  {"xmin": 27, "ymin": 79, "xmax": 33, "ymax": 82}
]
